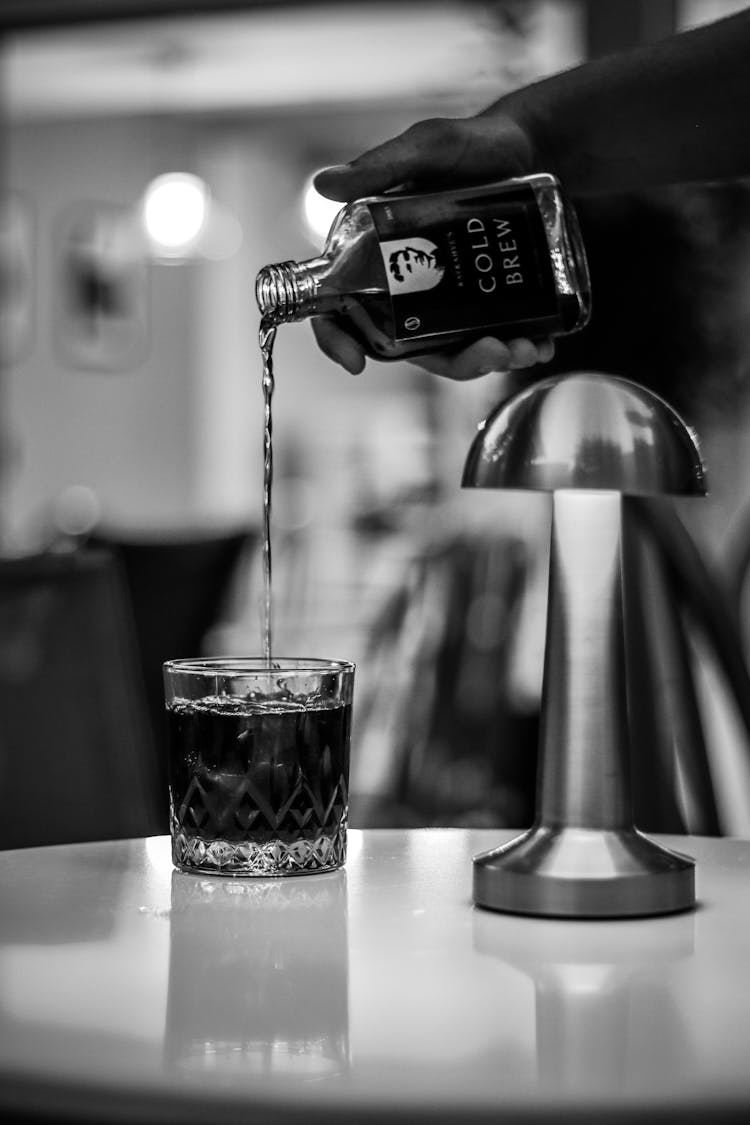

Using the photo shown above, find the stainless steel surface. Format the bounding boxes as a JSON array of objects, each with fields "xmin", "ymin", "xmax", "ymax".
[
  {"xmin": 464, "ymin": 374, "xmax": 705, "ymax": 917},
  {"xmin": 538, "ymin": 492, "xmax": 629, "ymax": 830},
  {"xmin": 462, "ymin": 372, "xmax": 706, "ymax": 496},
  {"xmin": 474, "ymin": 826, "xmax": 695, "ymax": 917},
  {"xmin": 474, "ymin": 823, "xmax": 697, "ymax": 918}
]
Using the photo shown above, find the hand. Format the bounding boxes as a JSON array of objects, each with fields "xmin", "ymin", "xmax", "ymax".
[
  {"xmin": 312, "ymin": 316, "xmax": 555, "ymax": 379},
  {"xmin": 312, "ymin": 113, "xmax": 556, "ymax": 380}
]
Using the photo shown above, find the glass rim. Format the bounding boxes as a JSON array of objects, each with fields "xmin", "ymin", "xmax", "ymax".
[{"xmin": 163, "ymin": 656, "xmax": 355, "ymax": 676}]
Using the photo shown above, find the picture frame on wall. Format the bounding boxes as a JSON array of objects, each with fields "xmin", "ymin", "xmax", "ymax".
[
  {"xmin": 0, "ymin": 191, "xmax": 35, "ymax": 368},
  {"xmin": 53, "ymin": 199, "xmax": 149, "ymax": 373}
]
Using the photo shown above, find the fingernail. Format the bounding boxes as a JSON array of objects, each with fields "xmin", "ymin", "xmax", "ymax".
[{"xmin": 315, "ymin": 163, "xmax": 351, "ymax": 181}]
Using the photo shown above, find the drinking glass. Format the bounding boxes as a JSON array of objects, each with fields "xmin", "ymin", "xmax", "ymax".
[{"xmin": 163, "ymin": 657, "xmax": 354, "ymax": 876}]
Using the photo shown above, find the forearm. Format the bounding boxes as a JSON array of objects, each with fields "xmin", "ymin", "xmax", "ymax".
[{"xmin": 489, "ymin": 9, "xmax": 750, "ymax": 195}]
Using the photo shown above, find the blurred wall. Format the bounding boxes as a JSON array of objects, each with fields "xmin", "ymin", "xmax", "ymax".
[
  {"xmin": 1, "ymin": 94, "xmax": 493, "ymax": 551},
  {"xmin": 3, "ymin": 115, "xmax": 200, "ymax": 540},
  {"xmin": 0, "ymin": 1, "xmax": 590, "ymax": 550}
]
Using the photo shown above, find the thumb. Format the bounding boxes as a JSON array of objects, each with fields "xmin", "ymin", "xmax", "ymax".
[{"xmin": 314, "ymin": 116, "xmax": 533, "ymax": 202}]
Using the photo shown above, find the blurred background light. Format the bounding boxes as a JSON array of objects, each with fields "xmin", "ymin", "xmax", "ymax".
[
  {"xmin": 52, "ymin": 484, "xmax": 101, "ymax": 538},
  {"xmin": 141, "ymin": 172, "xmax": 209, "ymax": 258},
  {"xmin": 303, "ymin": 176, "xmax": 343, "ymax": 244}
]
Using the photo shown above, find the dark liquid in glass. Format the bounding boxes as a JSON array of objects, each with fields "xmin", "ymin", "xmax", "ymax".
[{"xmin": 167, "ymin": 695, "xmax": 351, "ymax": 874}]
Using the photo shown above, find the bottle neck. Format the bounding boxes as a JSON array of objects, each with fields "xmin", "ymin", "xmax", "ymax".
[{"xmin": 255, "ymin": 258, "xmax": 329, "ymax": 324}]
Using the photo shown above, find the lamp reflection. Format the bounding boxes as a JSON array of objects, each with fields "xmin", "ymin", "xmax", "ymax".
[
  {"xmin": 473, "ymin": 908, "xmax": 695, "ymax": 1096},
  {"xmin": 165, "ymin": 870, "xmax": 349, "ymax": 1077}
]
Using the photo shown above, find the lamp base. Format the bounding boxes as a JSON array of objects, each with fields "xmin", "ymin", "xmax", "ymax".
[{"xmin": 473, "ymin": 825, "xmax": 695, "ymax": 918}]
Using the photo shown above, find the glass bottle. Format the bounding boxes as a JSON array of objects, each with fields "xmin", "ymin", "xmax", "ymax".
[{"xmin": 256, "ymin": 173, "xmax": 591, "ymax": 361}]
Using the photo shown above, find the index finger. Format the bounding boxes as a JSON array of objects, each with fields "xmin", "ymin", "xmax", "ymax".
[{"xmin": 313, "ymin": 116, "xmax": 527, "ymax": 202}]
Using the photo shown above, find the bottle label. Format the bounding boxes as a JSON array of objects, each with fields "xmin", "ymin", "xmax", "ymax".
[{"xmin": 367, "ymin": 183, "xmax": 557, "ymax": 341}]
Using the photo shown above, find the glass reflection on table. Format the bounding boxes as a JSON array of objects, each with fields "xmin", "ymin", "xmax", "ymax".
[{"xmin": 165, "ymin": 868, "xmax": 349, "ymax": 1078}]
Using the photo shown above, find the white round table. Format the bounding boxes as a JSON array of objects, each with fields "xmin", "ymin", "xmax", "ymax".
[{"xmin": 1, "ymin": 829, "xmax": 750, "ymax": 1122}]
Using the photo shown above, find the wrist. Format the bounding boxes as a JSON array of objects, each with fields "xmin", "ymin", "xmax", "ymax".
[{"xmin": 479, "ymin": 92, "xmax": 560, "ymax": 181}]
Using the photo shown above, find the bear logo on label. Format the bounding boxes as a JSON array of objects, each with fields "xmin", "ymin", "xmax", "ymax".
[{"xmin": 380, "ymin": 237, "xmax": 445, "ymax": 295}]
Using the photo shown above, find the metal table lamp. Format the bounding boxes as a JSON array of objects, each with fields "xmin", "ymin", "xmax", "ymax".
[{"xmin": 463, "ymin": 373, "xmax": 706, "ymax": 917}]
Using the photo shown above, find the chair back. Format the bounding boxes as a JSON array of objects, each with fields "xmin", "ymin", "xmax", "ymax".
[
  {"xmin": 87, "ymin": 528, "xmax": 255, "ymax": 798},
  {"xmin": 0, "ymin": 550, "xmax": 163, "ymax": 849}
]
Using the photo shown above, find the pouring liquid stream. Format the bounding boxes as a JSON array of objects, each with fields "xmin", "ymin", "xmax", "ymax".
[{"xmin": 259, "ymin": 316, "xmax": 276, "ymax": 664}]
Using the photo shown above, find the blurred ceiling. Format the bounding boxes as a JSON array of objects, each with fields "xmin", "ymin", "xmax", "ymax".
[{"xmin": 1, "ymin": 1, "xmax": 585, "ymax": 119}]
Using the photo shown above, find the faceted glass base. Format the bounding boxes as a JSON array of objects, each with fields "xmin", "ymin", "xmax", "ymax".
[{"xmin": 172, "ymin": 823, "xmax": 347, "ymax": 877}]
